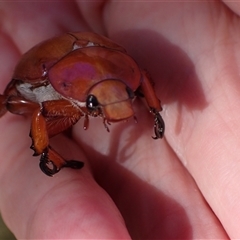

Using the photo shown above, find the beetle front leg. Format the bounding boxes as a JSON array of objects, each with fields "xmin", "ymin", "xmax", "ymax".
[
  {"xmin": 39, "ymin": 147, "xmax": 84, "ymax": 176},
  {"xmin": 30, "ymin": 108, "xmax": 66, "ymax": 176},
  {"xmin": 30, "ymin": 100, "xmax": 84, "ymax": 176},
  {"xmin": 140, "ymin": 71, "xmax": 165, "ymax": 138}
]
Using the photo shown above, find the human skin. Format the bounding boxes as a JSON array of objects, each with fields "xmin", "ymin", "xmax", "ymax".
[{"xmin": 0, "ymin": 1, "xmax": 239, "ymax": 239}]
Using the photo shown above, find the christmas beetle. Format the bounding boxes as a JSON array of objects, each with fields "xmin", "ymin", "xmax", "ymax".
[{"xmin": 0, "ymin": 32, "xmax": 164, "ymax": 176}]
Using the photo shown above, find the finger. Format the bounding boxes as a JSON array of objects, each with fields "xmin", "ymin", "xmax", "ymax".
[
  {"xmin": 73, "ymin": 104, "xmax": 229, "ymax": 239},
  {"xmin": 94, "ymin": 1, "xmax": 240, "ymax": 238},
  {"xmin": 0, "ymin": 1, "xmax": 89, "ymax": 51},
  {"xmin": 0, "ymin": 114, "xmax": 130, "ymax": 239},
  {"xmin": 78, "ymin": 1, "xmax": 236, "ymax": 238},
  {"xmin": 0, "ymin": 2, "xmax": 131, "ymax": 239},
  {"xmin": 222, "ymin": 1, "xmax": 240, "ymax": 16}
]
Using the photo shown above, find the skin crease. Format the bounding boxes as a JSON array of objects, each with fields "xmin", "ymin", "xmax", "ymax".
[{"xmin": 0, "ymin": 1, "xmax": 240, "ymax": 239}]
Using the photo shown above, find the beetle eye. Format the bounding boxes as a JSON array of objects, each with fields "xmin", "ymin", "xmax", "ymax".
[{"xmin": 86, "ymin": 94, "xmax": 99, "ymax": 110}]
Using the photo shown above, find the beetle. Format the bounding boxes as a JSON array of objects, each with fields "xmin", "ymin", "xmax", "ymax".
[{"xmin": 0, "ymin": 32, "xmax": 165, "ymax": 176}]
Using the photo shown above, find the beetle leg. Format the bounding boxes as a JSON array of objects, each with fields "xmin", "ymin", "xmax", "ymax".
[
  {"xmin": 4, "ymin": 95, "xmax": 39, "ymax": 116},
  {"xmin": 151, "ymin": 108, "xmax": 165, "ymax": 139},
  {"xmin": 41, "ymin": 99, "xmax": 84, "ymax": 137},
  {"xmin": 39, "ymin": 147, "xmax": 62, "ymax": 176},
  {"xmin": 39, "ymin": 147, "xmax": 84, "ymax": 177},
  {"xmin": 30, "ymin": 108, "xmax": 49, "ymax": 155},
  {"xmin": 30, "ymin": 99, "xmax": 84, "ymax": 176},
  {"xmin": 140, "ymin": 71, "xmax": 165, "ymax": 138},
  {"xmin": 83, "ymin": 114, "xmax": 89, "ymax": 130},
  {"xmin": 103, "ymin": 118, "xmax": 111, "ymax": 132}
]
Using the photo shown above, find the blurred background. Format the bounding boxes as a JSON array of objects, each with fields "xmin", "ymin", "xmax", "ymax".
[{"xmin": 0, "ymin": 214, "xmax": 15, "ymax": 239}]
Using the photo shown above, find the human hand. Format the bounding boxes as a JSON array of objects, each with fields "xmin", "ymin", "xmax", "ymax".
[{"xmin": 0, "ymin": 1, "xmax": 239, "ymax": 239}]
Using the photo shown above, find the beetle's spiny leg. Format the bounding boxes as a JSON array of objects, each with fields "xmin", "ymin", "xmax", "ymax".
[
  {"xmin": 64, "ymin": 160, "xmax": 84, "ymax": 169},
  {"xmin": 83, "ymin": 114, "xmax": 89, "ymax": 130},
  {"xmin": 103, "ymin": 118, "xmax": 111, "ymax": 132},
  {"xmin": 151, "ymin": 108, "xmax": 165, "ymax": 139},
  {"xmin": 29, "ymin": 131, "xmax": 42, "ymax": 156},
  {"xmin": 39, "ymin": 147, "xmax": 84, "ymax": 177},
  {"xmin": 39, "ymin": 151, "xmax": 58, "ymax": 177}
]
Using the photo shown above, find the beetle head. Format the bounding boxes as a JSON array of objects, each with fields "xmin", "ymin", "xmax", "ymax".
[{"xmin": 86, "ymin": 79, "xmax": 135, "ymax": 121}]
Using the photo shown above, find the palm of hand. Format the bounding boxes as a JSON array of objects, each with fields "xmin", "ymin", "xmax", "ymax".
[{"xmin": 0, "ymin": 1, "xmax": 239, "ymax": 239}]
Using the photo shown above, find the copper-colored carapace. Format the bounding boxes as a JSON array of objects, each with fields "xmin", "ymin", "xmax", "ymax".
[{"xmin": 0, "ymin": 32, "xmax": 165, "ymax": 176}]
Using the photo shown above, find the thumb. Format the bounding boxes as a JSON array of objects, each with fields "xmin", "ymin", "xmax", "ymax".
[{"xmin": 0, "ymin": 116, "xmax": 130, "ymax": 239}]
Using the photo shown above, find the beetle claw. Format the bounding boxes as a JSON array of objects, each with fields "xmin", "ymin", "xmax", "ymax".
[
  {"xmin": 39, "ymin": 160, "xmax": 57, "ymax": 177},
  {"xmin": 64, "ymin": 160, "xmax": 84, "ymax": 169},
  {"xmin": 39, "ymin": 152, "xmax": 59, "ymax": 177},
  {"xmin": 151, "ymin": 109, "xmax": 165, "ymax": 139},
  {"xmin": 39, "ymin": 151, "xmax": 84, "ymax": 177}
]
